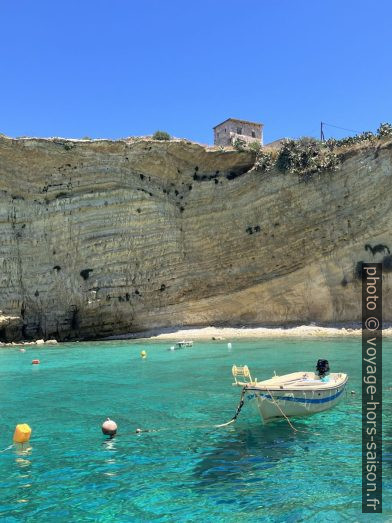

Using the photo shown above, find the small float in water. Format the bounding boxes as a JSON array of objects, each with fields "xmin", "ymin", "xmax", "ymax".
[
  {"xmin": 231, "ymin": 359, "xmax": 347, "ymax": 424},
  {"xmin": 169, "ymin": 340, "xmax": 193, "ymax": 350}
]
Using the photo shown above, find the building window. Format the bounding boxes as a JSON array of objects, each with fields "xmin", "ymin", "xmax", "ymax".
[
  {"xmin": 237, "ymin": 127, "xmax": 242, "ymax": 134},
  {"xmin": 251, "ymin": 131, "xmax": 256, "ymax": 138}
]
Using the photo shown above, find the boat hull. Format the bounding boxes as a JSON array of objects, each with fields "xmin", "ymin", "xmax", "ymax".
[{"xmin": 246, "ymin": 379, "xmax": 347, "ymax": 423}]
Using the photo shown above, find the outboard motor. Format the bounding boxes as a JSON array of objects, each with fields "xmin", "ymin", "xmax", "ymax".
[{"xmin": 316, "ymin": 359, "xmax": 330, "ymax": 378}]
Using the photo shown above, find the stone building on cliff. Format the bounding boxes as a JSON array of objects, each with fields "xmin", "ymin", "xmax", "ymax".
[{"xmin": 213, "ymin": 118, "xmax": 263, "ymax": 146}]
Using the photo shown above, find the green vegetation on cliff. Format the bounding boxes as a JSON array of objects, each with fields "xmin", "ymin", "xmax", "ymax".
[{"xmin": 254, "ymin": 122, "xmax": 392, "ymax": 178}]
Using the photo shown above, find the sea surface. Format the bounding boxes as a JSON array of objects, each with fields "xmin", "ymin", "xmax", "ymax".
[{"xmin": 0, "ymin": 338, "xmax": 391, "ymax": 522}]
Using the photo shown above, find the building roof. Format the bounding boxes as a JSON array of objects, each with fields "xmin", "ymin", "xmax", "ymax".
[
  {"xmin": 213, "ymin": 118, "xmax": 264, "ymax": 129},
  {"xmin": 264, "ymin": 138, "xmax": 288, "ymax": 149}
]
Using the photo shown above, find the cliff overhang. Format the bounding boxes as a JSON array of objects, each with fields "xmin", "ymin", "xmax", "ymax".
[{"xmin": 0, "ymin": 135, "xmax": 391, "ymax": 341}]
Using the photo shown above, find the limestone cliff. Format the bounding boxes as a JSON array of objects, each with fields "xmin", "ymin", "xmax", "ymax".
[{"xmin": 0, "ymin": 135, "xmax": 391, "ymax": 341}]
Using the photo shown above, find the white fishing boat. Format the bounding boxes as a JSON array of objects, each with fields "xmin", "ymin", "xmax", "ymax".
[
  {"xmin": 231, "ymin": 360, "xmax": 348, "ymax": 423},
  {"xmin": 170, "ymin": 340, "xmax": 193, "ymax": 350}
]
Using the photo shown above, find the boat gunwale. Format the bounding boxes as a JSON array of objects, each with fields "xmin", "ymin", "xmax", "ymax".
[{"xmin": 244, "ymin": 376, "xmax": 348, "ymax": 393}]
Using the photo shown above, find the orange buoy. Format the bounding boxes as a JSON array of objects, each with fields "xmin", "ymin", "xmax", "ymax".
[
  {"xmin": 13, "ymin": 424, "xmax": 32, "ymax": 443},
  {"xmin": 32, "ymin": 359, "xmax": 40, "ymax": 365}
]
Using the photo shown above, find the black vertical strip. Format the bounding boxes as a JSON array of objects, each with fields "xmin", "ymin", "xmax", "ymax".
[{"xmin": 362, "ymin": 262, "xmax": 382, "ymax": 513}]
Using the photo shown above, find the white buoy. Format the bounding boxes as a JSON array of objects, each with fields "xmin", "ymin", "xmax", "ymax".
[
  {"xmin": 101, "ymin": 418, "xmax": 118, "ymax": 438},
  {"xmin": 170, "ymin": 346, "xmax": 175, "ymax": 351},
  {"xmin": 227, "ymin": 342, "xmax": 232, "ymax": 349}
]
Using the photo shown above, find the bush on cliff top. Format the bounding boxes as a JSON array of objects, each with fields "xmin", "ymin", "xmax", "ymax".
[
  {"xmin": 247, "ymin": 141, "xmax": 262, "ymax": 153},
  {"xmin": 254, "ymin": 150, "xmax": 274, "ymax": 172},
  {"xmin": 324, "ymin": 122, "xmax": 392, "ymax": 150},
  {"xmin": 152, "ymin": 130, "xmax": 171, "ymax": 141},
  {"xmin": 233, "ymin": 137, "xmax": 247, "ymax": 151},
  {"xmin": 254, "ymin": 121, "xmax": 392, "ymax": 176},
  {"xmin": 325, "ymin": 132, "xmax": 375, "ymax": 149},
  {"xmin": 233, "ymin": 138, "xmax": 261, "ymax": 153},
  {"xmin": 274, "ymin": 137, "xmax": 339, "ymax": 177},
  {"xmin": 377, "ymin": 122, "xmax": 392, "ymax": 137}
]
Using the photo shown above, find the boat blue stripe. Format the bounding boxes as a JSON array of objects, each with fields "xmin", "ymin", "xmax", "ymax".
[{"xmin": 247, "ymin": 387, "xmax": 345, "ymax": 404}]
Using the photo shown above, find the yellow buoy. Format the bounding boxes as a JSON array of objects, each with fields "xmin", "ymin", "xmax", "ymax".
[
  {"xmin": 140, "ymin": 350, "xmax": 147, "ymax": 359},
  {"xmin": 13, "ymin": 424, "xmax": 32, "ymax": 444}
]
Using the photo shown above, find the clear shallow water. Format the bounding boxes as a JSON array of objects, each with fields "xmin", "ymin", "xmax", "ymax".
[{"xmin": 0, "ymin": 338, "xmax": 391, "ymax": 522}]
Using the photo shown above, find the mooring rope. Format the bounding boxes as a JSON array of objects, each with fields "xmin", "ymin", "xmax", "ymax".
[
  {"xmin": 212, "ymin": 384, "xmax": 300, "ymax": 432},
  {"xmin": 265, "ymin": 387, "xmax": 299, "ymax": 433},
  {"xmin": 265, "ymin": 387, "xmax": 321, "ymax": 435},
  {"xmin": 125, "ymin": 382, "xmax": 328, "ymax": 435},
  {"xmin": 214, "ymin": 386, "xmax": 247, "ymax": 428},
  {"xmin": 0, "ymin": 444, "xmax": 14, "ymax": 453}
]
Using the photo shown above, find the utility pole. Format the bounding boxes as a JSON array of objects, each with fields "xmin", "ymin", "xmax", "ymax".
[{"xmin": 320, "ymin": 122, "xmax": 325, "ymax": 142}]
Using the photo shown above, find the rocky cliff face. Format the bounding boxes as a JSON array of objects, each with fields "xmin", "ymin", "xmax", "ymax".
[{"xmin": 0, "ymin": 136, "xmax": 391, "ymax": 341}]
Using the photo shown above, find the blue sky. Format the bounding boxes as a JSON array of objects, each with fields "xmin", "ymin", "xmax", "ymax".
[{"xmin": 1, "ymin": 0, "xmax": 392, "ymax": 144}]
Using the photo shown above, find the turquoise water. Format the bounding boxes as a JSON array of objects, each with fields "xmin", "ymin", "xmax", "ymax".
[{"xmin": 0, "ymin": 338, "xmax": 391, "ymax": 522}]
